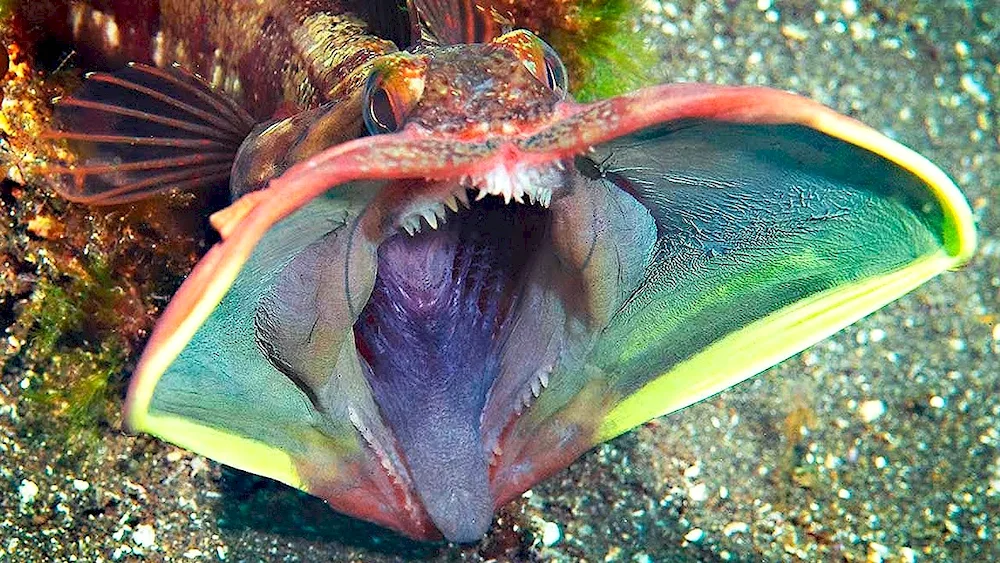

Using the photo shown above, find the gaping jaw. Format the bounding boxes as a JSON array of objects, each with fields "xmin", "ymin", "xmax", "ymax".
[
  {"xmin": 354, "ymin": 192, "xmax": 555, "ymax": 542},
  {"xmin": 120, "ymin": 77, "xmax": 974, "ymax": 544},
  {"xmin": 252, "ymin": 152, "xmax": 643, "ymax": 541}
]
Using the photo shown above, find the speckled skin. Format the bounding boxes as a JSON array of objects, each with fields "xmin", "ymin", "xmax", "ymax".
[
  {"xmin": 228, "ymin": 32, "xmax": 566, "ymax": 200},
  {"xmin": 406, "ymin": 42, "xmax": 561, "ymax": 134}
]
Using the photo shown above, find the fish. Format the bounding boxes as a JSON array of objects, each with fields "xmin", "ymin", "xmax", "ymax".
[{"xmin": 29, "ymin": 0, "xmax": 975, "ymax": 543}]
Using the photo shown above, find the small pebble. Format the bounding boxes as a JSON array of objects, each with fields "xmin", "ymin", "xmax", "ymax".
[
  {"xmin": 858, "ymin": 399, "xmax": 886, "ymax": 422},
  {"xmin": 72, "ymin": 479, "xmax": 90, "ymax": 492},
  {"xmin": 18, "ymin": 479, "xmax": 38, "ymax": 504},
  {"xmin": 841, "ymin": 0, "xmax": 859, "ymax": 18},
  {"xmin": 867, "ymin": 542, "xmax": 889, "ymax": 562},
  {"xmin": 838, "ymin": 488, "xmax": 852, "ymax": 499},
  {"xmin": 960, "ymin": 74, "xmax": 991, "ymax": 104},
  {"xmin": 930, "ymin": 396, "xmax": 946, "ymax": 409},
  {"xmin": 684, "ymin": 528, "xmax": 705, "ymax": 542},
  {"xmin": 781, "ymin": 24, "xmax": 809, "ymax": 41},
  {"xmin": 688, "ymin": 482, "xmax": 709, "ymax": 502},
  {"xmin": 541, "ymin": 520, "xmax": 561, "ymax": 547},
  {"xmin": 723, "ymin": 522, "xmax": 749, "ymax": 536},
  {"xmin": 132, "ymin": 524, "xmax": 156, "ymax": 548}
]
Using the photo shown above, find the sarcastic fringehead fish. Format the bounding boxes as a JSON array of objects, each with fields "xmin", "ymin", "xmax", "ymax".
[{"xmin": 32, "ymin": 0, "xmax": 974, "ymax": 543}]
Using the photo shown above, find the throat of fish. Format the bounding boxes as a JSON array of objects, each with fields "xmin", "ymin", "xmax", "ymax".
[
  {"xmin": 353, "ymin": 197, "xmax": 554, "ymax": 542},
  {"xmin": 254, "ymin": 166, "xmax": 657, "ymax": 542}
]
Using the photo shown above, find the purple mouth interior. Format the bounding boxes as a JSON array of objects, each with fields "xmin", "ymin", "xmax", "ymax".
[{"xmin": 353, "ymin": 196, "xmax": 549, "ymax": 542}]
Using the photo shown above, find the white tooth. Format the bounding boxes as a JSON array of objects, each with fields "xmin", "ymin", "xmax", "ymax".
[
  {"xmin": 527, "ymin": 190, "xmax": 536, "ymax": 205},
  {"xmin": 539, "ymin": 371, "xmax": 549, "ymax": 388},
  {"xmin": 531, "ymin": 378, "xmax": 541, "ymax": 397},
  {"xmin": 475, "ymin": 189, "xmax": 488, "ymax": 201},
  {"xmin": 444, "ymin": 195, "xmax": 459, "ymax": 212},
  {"xmin": 423, "ymin": 211, "xmax": 438, "ymax": 229},
  {"xmin": 456, "ymin": 190, "xmax": 470, "ymax": 207},
  {"xmin": 403, "ymin": 222, "xmax": 415, "ymax": 236},
  {"xmin": 502, "ymin": 189, "xmax": 512, "ymax": 204},
  {"xmin": 555, "ymin": 160, "xmax": 566, "ymax": 171}
]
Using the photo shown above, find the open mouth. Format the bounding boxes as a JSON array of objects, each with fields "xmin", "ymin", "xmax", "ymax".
[
  {"xmin": 354, "ymin": 194, "xmax": 553, "ymax": 541},
  {"xmin": 255, "ymin": 179, "xmax": 575, "ymax": 541},
  {"xmin": 247, "ymin": 154, "xmax": 658, "ymax": 541}
]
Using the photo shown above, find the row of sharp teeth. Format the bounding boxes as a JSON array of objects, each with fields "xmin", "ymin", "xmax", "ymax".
[
  {"xmin": 459, "ymin": 172, "xmax": 555, "ymax": 207},
  {"xmin": 489, "ymin": 368, "xmax": 552, "ymax": 466},
  {"xmin": 396, "ymin": 161, "xmax": 561, "ymax": 237},
  {"xmin": 514, "ymin": 369, "xmax": 551, "ymax": 416},
  {"xmin": 398, "ymin": 190, "xmax": 470, "ymax": 236},
  {"xmin": 348, "ymin": 406, "xmax": 423, "ymax": 521}
]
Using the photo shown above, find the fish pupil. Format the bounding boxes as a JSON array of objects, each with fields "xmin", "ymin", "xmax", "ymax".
[{"xmin": 367, "ymin": 87, "xmax": 398, "ymax": 134}]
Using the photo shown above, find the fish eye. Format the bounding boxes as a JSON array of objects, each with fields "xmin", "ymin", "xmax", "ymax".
[
  {"xmin": 365, "ymin": 85, "xmax": 399, "ymax": 134},
  {"xmin": 362, "ymin": 56, "xmax": 428, "ymax": 136},
  {"xmin": 493, "ymin": 30, "xmax": 569, "ymax": 99},
  {"xmin": 538, "ymin": 38, "xmax": 568, "ymax": 98}
]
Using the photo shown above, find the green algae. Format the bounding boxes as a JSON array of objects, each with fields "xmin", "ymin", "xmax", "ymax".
[
  {"xmin": 15, "ymin": 258, "xmax": 130, "ymax": 442},
  {"xmin": 549, "ymin": 0, "xmax": 659, "ymax": 101}
]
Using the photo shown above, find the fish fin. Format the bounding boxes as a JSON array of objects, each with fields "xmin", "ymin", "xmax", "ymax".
[
  {"xmin": 47, "ymin": 63, "xmax": 255, "ymax": 205},
  {"xmin": 408, "ymin": 0, "xmax": 507, "ymax": 44}
]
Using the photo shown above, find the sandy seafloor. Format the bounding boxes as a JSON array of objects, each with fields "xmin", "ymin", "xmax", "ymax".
[{"xmin": 1, "ymin": 0, "xmax": 998, "ymax": 561}]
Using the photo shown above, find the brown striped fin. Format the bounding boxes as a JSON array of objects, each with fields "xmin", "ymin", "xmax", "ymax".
[{"xmin": 46, "ymin": 63, "xmax": 255, "ymax": 205}]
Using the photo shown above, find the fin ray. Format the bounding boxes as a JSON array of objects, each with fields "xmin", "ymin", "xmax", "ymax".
[{"xmin": 49, "ymin": 63, "xmax": 255, "ymax": 204}]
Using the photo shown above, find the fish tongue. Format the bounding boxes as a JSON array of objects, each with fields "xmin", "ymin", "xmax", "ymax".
[
  {"xmin": 354, "ymin": 211, "xmax": 530, "ymax": 542},
  {"xmin": 391, "ymin": 397, "xmax": 495, "ymax": 543}
]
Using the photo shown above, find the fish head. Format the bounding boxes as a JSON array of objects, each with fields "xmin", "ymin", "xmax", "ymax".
[{"xmin": 365, "ymin": 30, "xmax": 567, "ymax": 139}]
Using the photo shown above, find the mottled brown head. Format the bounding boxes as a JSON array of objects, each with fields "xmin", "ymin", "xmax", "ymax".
[{"xmin": 363, "ymin": 30, "xmax": 568, "ymax": 138}]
